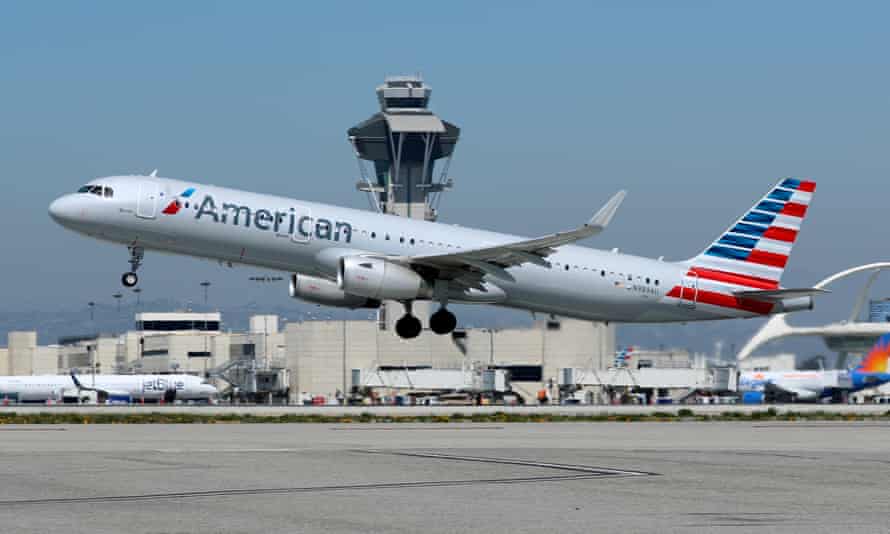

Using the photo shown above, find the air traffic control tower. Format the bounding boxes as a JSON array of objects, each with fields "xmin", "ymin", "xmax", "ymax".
[{"xmin": 348, "ymin": 76, "xmax": 461, "ymax": 330}]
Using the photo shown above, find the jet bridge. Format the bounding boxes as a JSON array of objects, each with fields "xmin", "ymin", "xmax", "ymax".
[
  {"xmin": 353, "ymin": 365, "xmax": 509, "ymax": 393},
  {"xmin": 559, "ymin": 366, "xmax": 737, "ymax": 403}
]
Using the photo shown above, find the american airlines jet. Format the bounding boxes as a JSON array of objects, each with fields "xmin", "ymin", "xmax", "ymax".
[{"xmin": 49, "ymin": 175, "xmax": 822, "ymax": 339}]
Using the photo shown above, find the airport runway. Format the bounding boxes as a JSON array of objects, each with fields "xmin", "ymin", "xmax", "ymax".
[{"xmin": 0, "ymin": 422, "xmax": 887, "ymax": 533}]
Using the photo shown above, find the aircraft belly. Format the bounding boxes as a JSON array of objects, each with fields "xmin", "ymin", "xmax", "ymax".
[{"xmin": 499, "ymin": 268, "xmax": 647, "ymax": 322}]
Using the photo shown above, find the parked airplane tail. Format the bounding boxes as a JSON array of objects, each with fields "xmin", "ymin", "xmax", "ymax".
[
  {"xmin": 855, "ymin": 333, "xmax": 890, "ymax": 374},
  {"xmin": 687, "ymin": 178, "xmax": 816, "ymax": 290}
]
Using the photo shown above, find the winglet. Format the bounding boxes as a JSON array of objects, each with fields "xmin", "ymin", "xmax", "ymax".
[
  {"xmin": 587, "ymin": 190, "xmax": 626, "ymax": 229},
  {"xmin": 149, "ymin": 169, "xmax": 158, "ymax": 177}
]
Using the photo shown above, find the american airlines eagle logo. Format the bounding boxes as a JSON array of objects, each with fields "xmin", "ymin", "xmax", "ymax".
[{"xmin": 161, "ymin": 188, "xmax": 196, "ymax": 215}]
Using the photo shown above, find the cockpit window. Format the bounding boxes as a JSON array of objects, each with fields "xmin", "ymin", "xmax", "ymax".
[{"xmin": 77, "ymin": 185, "xmax": 112, "ymax": 198}]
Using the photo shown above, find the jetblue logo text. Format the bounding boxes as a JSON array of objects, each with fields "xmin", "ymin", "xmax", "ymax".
[{"xmin": 142, "ymin": 378, "xmax": 185, "ymax": 392}]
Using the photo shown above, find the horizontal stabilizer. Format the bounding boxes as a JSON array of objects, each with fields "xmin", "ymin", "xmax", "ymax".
[{"xmin": 734, "ymin": 288, "xmax": 829, "ymax": 302}]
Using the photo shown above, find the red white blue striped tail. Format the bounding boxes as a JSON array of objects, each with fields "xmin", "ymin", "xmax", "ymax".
[{"xmin": 689, "ymin": 178, "xmax": 815, "ymax": 290}]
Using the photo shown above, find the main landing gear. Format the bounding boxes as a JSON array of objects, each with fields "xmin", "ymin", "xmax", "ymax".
[
  {"xmin": 395, "ymin": 301, "xmax": 423, "ymax": 339},
  {"xmin": 394, "ymin": 301, "xmax": 458, "ymax": 340},
  {"xmin": 395, "ymin": 313, "xmax": 423, "ymax": 339},
  {"xmin": 429, "ymin": 307, "xmax": 457, "ymax": 335},
  {"xmin": 122, "ymin": 246, "xmax": 144, "ymax": 288}
]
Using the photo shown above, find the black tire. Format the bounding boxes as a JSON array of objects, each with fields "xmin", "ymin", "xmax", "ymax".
[
  {"xmin": 395, "ymin": 314, "xmax": 422, "ymax": 339},
  {"xmin": 122, "ymin": 272, "xmax": 138, "ymax": 288},
  {"xmin": 430, "ymin": 308, "xmax": 457, "ymax": 335}
]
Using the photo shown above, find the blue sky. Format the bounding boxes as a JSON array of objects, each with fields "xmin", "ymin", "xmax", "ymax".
[{"xmin": 1, "ymin": 1, "xmax": 889, "ymax": 333}]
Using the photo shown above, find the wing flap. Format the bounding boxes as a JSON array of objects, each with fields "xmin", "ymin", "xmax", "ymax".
[{"xmin": 401, "ymin": 190, "xmax": 626, "ymax": 271}]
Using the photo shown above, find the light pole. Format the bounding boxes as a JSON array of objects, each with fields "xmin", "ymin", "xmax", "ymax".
[
  {"xmin": 88, "ymin": 301, "xmax": 95, "ymax": 322},
  {"xmin": 341, "ymin": 316, "xmax": 347, "ymax": 399},
  {"xmin": 200, "ymin": 281, "xmax": 211, "ymax": 306},
  {"xmin": 132, "ymin": 288, "xmax": 142, "ymax": 310},
  {"xmin": 112, "ymin": 293, "xmax": 122, "ymax": 313},
  {"xmin": 479, "ymin": 328, "xmax": 497, "ymax": 364}
]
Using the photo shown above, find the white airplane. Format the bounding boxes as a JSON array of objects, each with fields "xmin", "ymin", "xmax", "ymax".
[
  {"xmin": 0, "ymin": 373, "xmax": 217, "ymax": 403},
  {"xmin": 739, "ymin": 334, "xmax": 890, "ymax": 402},
  {"xmin": 49, "ymin": 175, "xmax": 823, "ymax": 339}
]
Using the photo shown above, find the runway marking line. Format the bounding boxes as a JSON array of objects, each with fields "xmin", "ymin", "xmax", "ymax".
[{"xmin": 0, "ymin": 450, "xmax": 656, "ymax": 507}]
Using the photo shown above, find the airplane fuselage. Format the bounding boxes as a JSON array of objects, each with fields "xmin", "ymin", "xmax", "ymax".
[
  {"xmin": 0, "ymin": 374, "xmax": 216, "ymax": 402},
  {"xmin": 49, "ymin": 176, "xmax": 794, "ymax": 323}
]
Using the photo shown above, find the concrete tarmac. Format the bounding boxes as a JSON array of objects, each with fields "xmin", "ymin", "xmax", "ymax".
[{"xmin": 0, "ymin": 422, "xmax": 887, "ymax": 533}]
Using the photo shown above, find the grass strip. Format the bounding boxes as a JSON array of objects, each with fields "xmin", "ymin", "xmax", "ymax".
[{"xmin": 0, "ymin": 409, "xmax": 888, "ymax": 424}]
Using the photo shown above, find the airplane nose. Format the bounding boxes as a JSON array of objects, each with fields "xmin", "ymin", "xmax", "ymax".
[{"xmin": 48, "ymin": 195, "xmax": 78, "ymax": 224}]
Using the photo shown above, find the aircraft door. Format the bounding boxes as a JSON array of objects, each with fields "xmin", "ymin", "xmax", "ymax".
[
  {"xmin": 136, "ymin": 181, "xmax": 159, "ymax": 219},
  {"xmin": 678, "ymin": 272, "xmax": 698, "ymax": 308},
  {"xmin": 290, "ymin": 206, "xmax": 313, "ymax": 244}
]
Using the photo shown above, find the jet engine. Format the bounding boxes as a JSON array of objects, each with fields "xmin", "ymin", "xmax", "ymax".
[
  {"xmin": 290, "ymin": 274, "xmax": 380, "ymax": 309},
  {"xmin": 338, "ymin": 256, "xmax": 430, "ymax": 301},
  {"xmin": 772, "ymin": 296, "xmax": 813, "ymax": 313}
]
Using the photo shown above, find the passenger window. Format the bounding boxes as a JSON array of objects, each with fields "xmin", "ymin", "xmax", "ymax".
[
  {"xmin": 601, "ymin": 270, "xmax": 605, "ymax": 277},
  {"xmin": 409, "ymin": 238, "xmax": 415, "ymax": 245},
  {"xmin": 564, "ymin": 265, "xmax": 570, "ymax": 271},
  {"xmin": 371, "ymin": 232, "xmax": 376, "ymax": 238},
  {"xmin": 655, "ymin": 280, "xmax": 660, "ymax": 286},
  {"xmin": 399, "ymin": 237, "xmax": 405, "ymax": 244},
  {"xmin": 646, "ymin": 278, "xmax": 650, "ymax": 284}
]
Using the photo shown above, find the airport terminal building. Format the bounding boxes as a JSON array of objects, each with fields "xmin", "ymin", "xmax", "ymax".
[{"xmin": 0, "ymin": 311, "xmax": 616, "ymax": 404}]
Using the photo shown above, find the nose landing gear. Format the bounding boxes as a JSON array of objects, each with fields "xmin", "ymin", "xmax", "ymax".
[{"xmin": 122, "ymin": 246, "xmax": 144, "ymax": 288}]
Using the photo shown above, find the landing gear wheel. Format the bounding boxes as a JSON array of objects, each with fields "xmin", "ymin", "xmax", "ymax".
[
  {"xmin": 122, "ymin": 272, "xmax": 138, "ymax": 288},
  {"xmin": 395, "ymin": 314, "xmax": 423, "ymax": 339},
  {"xmin": 430, "ymin": 308, "xmax": 457, "ymax": 335}
]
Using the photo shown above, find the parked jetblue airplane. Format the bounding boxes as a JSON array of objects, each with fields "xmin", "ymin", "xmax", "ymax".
[
  {"xmin": 0, "ymin": 373, "xmax": 217, "ymax": 403},
  {"xmin": 739, "ymin": 333, "xmax": 890, "ymax": 402},
  {"xmin": 49, "ymin": 175, "xmax": 822, "ymax": 339}
]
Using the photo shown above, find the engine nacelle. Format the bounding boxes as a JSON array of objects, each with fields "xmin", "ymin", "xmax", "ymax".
[
  {"xmin": 289, "ymin": 274, "xmax": 380, "ymax": 309},
  {"xmin": 338, "ymin": 256, "xmax": 430, "ymax": 301},
  {"xmin": 773, "ymin": 296, "xmax": 813, "ymax": 313}
]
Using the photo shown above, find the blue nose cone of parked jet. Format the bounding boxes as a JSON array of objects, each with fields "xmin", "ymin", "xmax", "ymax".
[{"xmin": 48, "ymin": 194, "xmax": 80, "ymax": 225}]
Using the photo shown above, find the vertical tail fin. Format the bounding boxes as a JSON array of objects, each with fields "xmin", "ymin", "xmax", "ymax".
[
  {"xmin": 855, "ymin": 333, "xmax": 890, "ymax": 373},
  {"xmin": 688, "ymin": 178, "xmax": 815, "ymax": 289}
]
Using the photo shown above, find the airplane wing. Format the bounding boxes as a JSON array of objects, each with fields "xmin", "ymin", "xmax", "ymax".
[
  {"xmin": 69, "ymin": 372, "xmax": 127, "ymax": 397},
  {"xmin": 734, "ymin": 288, "xmax": 829, "ymax": 302},
  {"xmin": 764, "ymin": 381, "xmax": 820, "ymax": 401},
  {"xmin": 392, "ymin": 190, "xmax": 626, "ymax": 283}
]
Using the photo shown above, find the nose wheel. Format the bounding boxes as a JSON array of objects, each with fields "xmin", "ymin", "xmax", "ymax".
[
  {"xmin": 430, "ymin": 307, "xmax": 457, "ymax": 335},
  {"xmin": 122, "ymin": 246, "xmax": 144, "ymax": 288}
]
